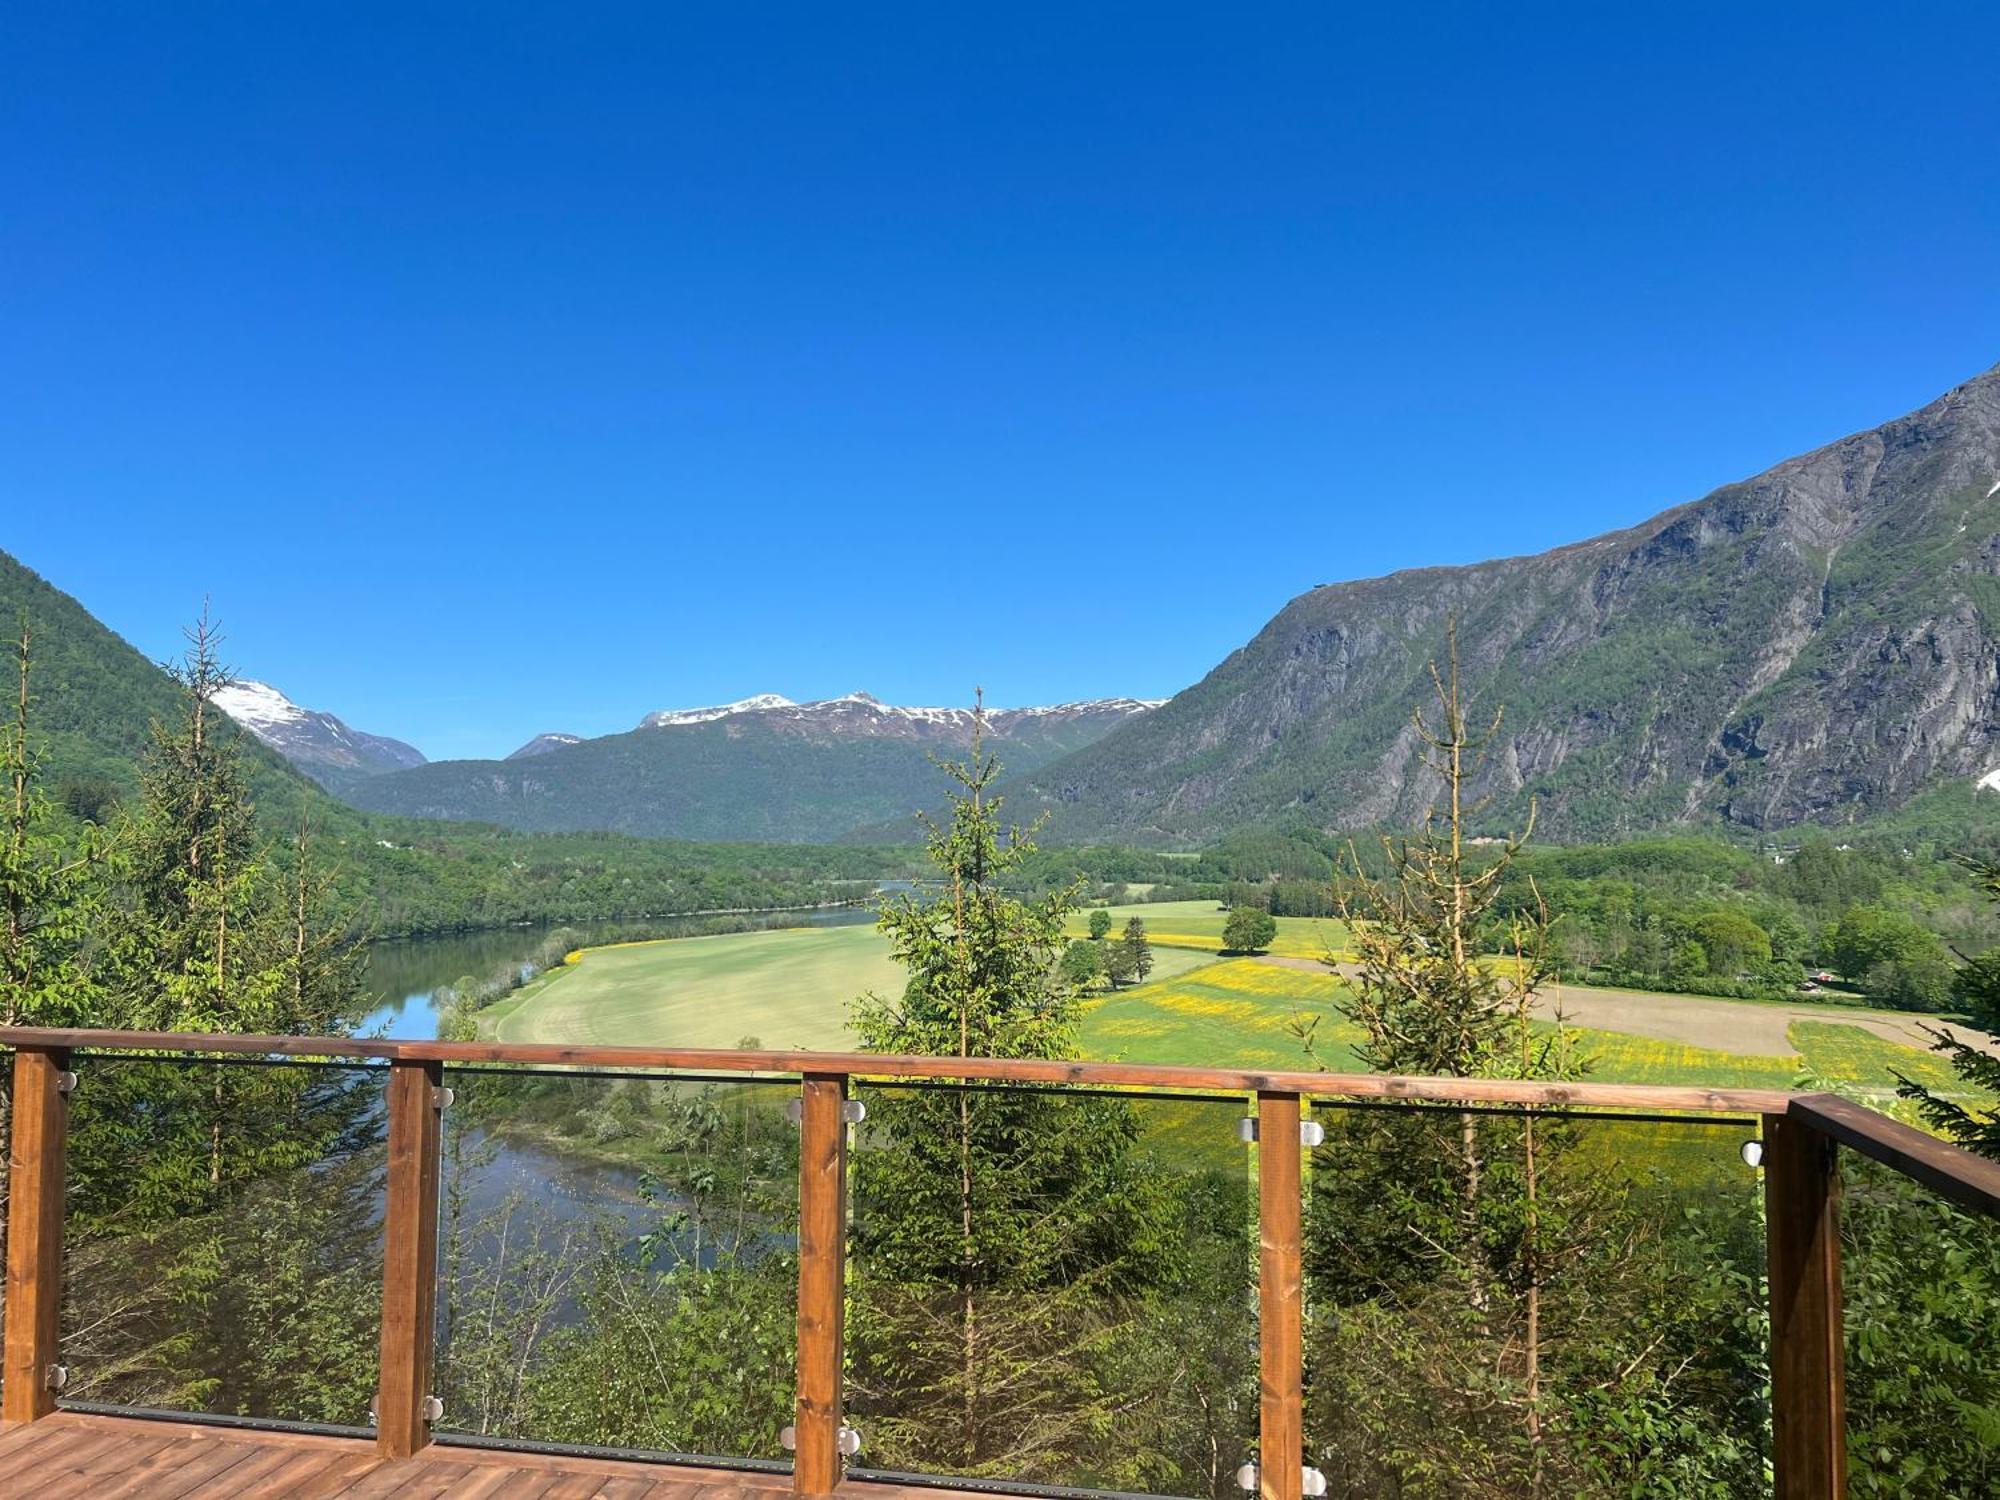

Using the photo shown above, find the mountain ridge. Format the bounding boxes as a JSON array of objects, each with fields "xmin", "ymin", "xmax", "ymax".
[
  {"xmin": 212, "ymin": 679, "xmax": 427, "ymax": 793},
  {"xmin": 1018, "ymin": 360, "xmax": 2000, "ymax": 843},
  {"xmin": 344, "ymin": 694, "xmax": 1158, "ymax": 841}
]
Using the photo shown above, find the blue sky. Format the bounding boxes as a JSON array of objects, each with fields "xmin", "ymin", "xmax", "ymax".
[{"xmin": 5, "ymin": 3, "xmax": 1997, "ymax": 760}]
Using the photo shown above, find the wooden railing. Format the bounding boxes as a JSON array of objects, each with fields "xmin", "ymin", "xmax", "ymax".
[{"xmin": 3, "ymin": 1027, "xmax": 1996, "ymax": 1500}]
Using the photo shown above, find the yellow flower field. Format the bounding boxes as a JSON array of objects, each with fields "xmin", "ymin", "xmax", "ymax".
[{"xmin": 1063, "ymin": 900, "xmax": 1350, "ymax": 961}]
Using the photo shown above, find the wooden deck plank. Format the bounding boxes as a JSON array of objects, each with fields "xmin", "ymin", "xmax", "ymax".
[
  {"xmin": 237, "ymin": 1447, "xmax": 371, "ymax": 1498},
  {"xmin": 357, "ymin": 1457, "xmax": 476, "ymax": 1498},
  {"xmin": 590, "ymin": 1479, "xmax": 670, "ymax": 1500},
  {"xmin": 437, "ymin": 1466, "xmax": 535, "ymax": 1500},
  {"xmin": 176, "ymin": 1442, "xmax": 312, "ymax": 1497},
  {"xmin": 93, "ymin": 1436, "xmax": 266, "ymax": 1500},
  {"xmin": 483, "ymin": 1470, "xmax": 563, "ymax": 1498},
  {"xmin": 37, "ymin": 1432, "xmax": 185, "ymax": 1499},
  {"xmin": 540, "ymin": 1473, "xmax": 621, "ymax": 1498},
  {"xmin": 0, "ymin": 1420, "xmax": 119, "ymax": 1477},
  {"xmin": 0, "ymin": 1414, "xmax": 88, "ymax": 1466},
  {"xmin": 0, "ymin": 1412, "xmax": 1044, "ymax": 1500}
]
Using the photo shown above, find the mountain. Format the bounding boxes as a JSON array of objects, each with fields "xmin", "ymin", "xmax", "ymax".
[
  {"xmin": 0, "ymin": 547, "xmax": 910, "ymax": 935},
  {"xmin": 212, "ymin": 679, "xmax": 426, "ymax": 793},
  {"xmin": 642, "ymin": 694, "xmax": 796, "ymax": 727},
  {"xmin": 507, "ymin": 733, "xmax": 584, "ymax": 760},
  {"xmin": 0, "ymin": 549, "xmax": 343, "ymax": 833},
  {"xmin": 343, "ymin": 694, "xmax": 1161, "ymax": 841},
  {"xmin": 1020, "ymin": 361, "xmax": 2000, "ymax": 844}
]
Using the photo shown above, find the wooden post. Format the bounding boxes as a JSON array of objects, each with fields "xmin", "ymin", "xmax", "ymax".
[
  {"xmin": 1765, "ymin": 1112, "xmax": 1846, "ymax": 1499},
  {"xmin": 3, "ymin": 1046, "xmax": 69, "ymax": 1423},
  {"xmin": 1258, "ymin": 1092, "xmax": 1304, "ymax": 1500},
  {"xmin": 795, "ymin": 1072, "xmax": 849, "ymax": 1497},
  {"xmin": 377, "ymin": 1058, "xmax": 444, "ymax": 1459}
]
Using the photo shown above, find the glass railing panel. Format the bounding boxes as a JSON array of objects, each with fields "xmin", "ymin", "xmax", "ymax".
[
  {"xmin": 61, "ymin": 1054, "xmax": 389, "ymax": 1426},
  {"xmin": 431, "ymin": 1066, "xmax": 798, "ymax": 1463},
  {"xmin": 847, "ymin": 1081, "xmax": 1258, "ymax": 1497},
  {"xmin": 1841, "ymin": 1149, "xmax": 2000, "ymax": 1498},
  {"xmin": 1303, "ymin": 1103, "xmax": 1768, "ymax": 1498}
]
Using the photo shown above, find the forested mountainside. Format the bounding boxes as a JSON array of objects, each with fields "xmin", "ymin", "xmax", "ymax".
[
  {"xmin": 0, "ymin": 548, "xmax": 907, "ymax": 933},
  {"xmin": 1022, "ymin": 361, "xmax": 2000, "ymax": 844},
  {"xmin": 0, "ymin": 547, "xmax": 352, "ymax": 835},
  {"xmin": 342, "ymin": 693, "xmax": 1157, "ymax": 841}
]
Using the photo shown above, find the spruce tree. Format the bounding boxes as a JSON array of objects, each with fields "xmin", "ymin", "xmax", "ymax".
[
  {"xmin": 113, "ymin": 610, "xmax": 269, "ymax": 1031},
  {"xmin": 62, "ymin": 612, "xmax": 380, "ymax": 1420},
  {"xmin": 848, "ymin": 700, "xmax": 1178, "ymax": 1485},
  {"xmin": 0, "ymin": 615, "xmax": 106, "ymax": 1025},
  {"xmin": 1896, "ymin": 858, "xmax": 2000, "ymax": 1159},
  {"xmin": 1297, "ymin": 622, "xmax": 1762, "ymax": 1494}
]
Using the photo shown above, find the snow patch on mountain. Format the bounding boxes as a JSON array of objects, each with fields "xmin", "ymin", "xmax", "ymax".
[
  {"xmin": 507, "ymin": 732, "xmax": 586, "ymax": 760},
  {"xmin": 641, "ymin": 694, "xmax": 797, "ymax": 728},
  {"xmin": 212, "ymin": 678, "xmax": 426, "ymax": 782},
  {"xmin": 212, "ymin": 679, "xmax": 310, "ymax": 733},
  {"xmin": 639, "ymin": 692, "xmax": 1165, "ymax": 731}
]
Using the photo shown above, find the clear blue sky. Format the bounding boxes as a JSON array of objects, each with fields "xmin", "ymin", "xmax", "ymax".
[{"xmin": 5, "ymin": 3, "xmax": 1996, "ymax": 760}]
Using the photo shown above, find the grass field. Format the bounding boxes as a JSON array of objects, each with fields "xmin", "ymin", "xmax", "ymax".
[
  {"xmin": 1063, "ymin": 900, "xmax": 1350, "ymax": 960},
  {"xmin": 485, "ymin": 924, "xmax": 892, "ymax": 1049},
  {"xmin": 492, "ymin": 917, "xmax": 1986, "ymax": 1104},
  {"xmin": 485, "ymin": 922, "xmax": 1214, "ymax": 1051}
]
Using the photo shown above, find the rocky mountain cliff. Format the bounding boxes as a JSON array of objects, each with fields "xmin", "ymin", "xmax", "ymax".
[{"xmin": 1021, "ymin": 362, "xmax": 2000, "ymax": 843}]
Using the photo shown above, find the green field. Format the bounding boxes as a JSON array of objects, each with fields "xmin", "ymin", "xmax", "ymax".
[
  {"xmin": 1062, "ymin": 900, "xmax": 1350, "ymax": 960},
  {"xmin": 485, "ymin": 924, "xmax": 894, "ymax": 1049},
  {"xmin": 491, "ymin": 916, "xmax": 1984, "ymax": 1103},
  {"xmin": 485, "ymin": 921, "xmax": 1215, "ymax": 1050}
]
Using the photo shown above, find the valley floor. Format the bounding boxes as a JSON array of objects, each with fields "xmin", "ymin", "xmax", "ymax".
[{"xmin": 485, "ymin": 901, "xmax": 1999, "ymax": 1106}]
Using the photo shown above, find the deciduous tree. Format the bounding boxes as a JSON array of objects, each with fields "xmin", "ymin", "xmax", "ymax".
[{"xmin": 1221, "ymin": 905, "xmax": 1276, "ymax": 954}]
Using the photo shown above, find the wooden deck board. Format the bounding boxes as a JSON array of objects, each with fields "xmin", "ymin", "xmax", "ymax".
[{"xmin": 0, "ymin": 1413, "xmax": 1017, "ymax": 1500}]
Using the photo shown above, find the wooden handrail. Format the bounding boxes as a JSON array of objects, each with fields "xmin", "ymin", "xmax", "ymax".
[
  {"xmin": 0, "ymin": 1027, "xmax": 1794, "ymax": 1114},
  {"xmin": 1789, "ymin": 1093, "xmax": 2000, "ymax": 1220},
  {"xmin": 19, "ymin": 1024, "xmax": 2000, "ymax": 1500}
]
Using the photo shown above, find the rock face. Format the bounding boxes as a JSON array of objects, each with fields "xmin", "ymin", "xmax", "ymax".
[
  {"xmin": 211, "ymin": 679, "xmax": 426, "ymax": 793},
  {"xmin": 343, "ymin": 696, "xmax": 1159, "ymax": 842},
  {"xmin": 1021, "ymin": 362, "xmax": 2000, "ymax": 843}
]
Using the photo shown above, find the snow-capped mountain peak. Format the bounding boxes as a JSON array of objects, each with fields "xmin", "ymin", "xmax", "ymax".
[
  {"xmin": 640, "ymin": 693, "xmax": 797, "ymax": 728},
  {"xmin": 635, "ymin": 692, "xmax": 1166, "ymax": 733},
  {"xmin": 211, "ymin": 678, "xmax": 426, "ymax": 788},
  {"xmin": 211, "ymin": 679, "xmax": 310, "ymax": 733}
]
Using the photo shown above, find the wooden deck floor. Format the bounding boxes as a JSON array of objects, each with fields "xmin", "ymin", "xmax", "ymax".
[{"xmin": 0, "ymin": 1412, "xmax": 990, "ymax": 1499}]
